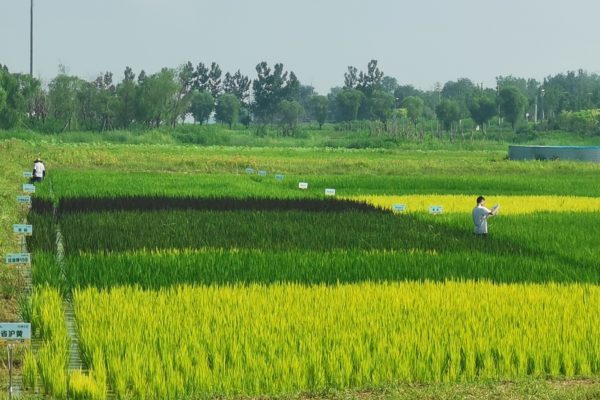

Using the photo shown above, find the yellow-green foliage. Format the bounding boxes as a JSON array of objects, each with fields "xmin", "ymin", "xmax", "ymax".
[
  {"xmin": 68, "ymin": 370, "xmax": 106, "ymax": 400},
  {"xmin": 31, "ymin": 287, "xmax": 69, "ymax": 398},
  {"xmin": 21, "ymin": 349, "xmax": 38, "ymax": 391},
  {"xmin": 352, "ymin": 194, "xmax": 600, "ymax": 214},
  {"xmin": 73, "ymin": 282, "xmax": 600, "ymax": 398}
]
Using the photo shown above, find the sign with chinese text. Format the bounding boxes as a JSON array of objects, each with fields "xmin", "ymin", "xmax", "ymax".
[
  {"xmin": 5, "ymin": 253, "xmax": 31, "ymax": 265},
  {"xmin": 0, "ymin": 323, "xmax": 31, "ymax": 343},
  {"xmin": 13, "ymin": 224, "xmax": 33, "ymax": 236}
]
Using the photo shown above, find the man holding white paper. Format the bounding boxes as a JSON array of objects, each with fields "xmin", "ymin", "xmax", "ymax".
[{"xmin": 472, "ymin": 196, "xmax": 499, "ymax": 236}]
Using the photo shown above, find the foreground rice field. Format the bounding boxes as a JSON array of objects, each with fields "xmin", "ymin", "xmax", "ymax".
[
  {"xmin": 71, "ymin": 282, "xmax": 599, "ymax": 397},
  {"xmin": 1, "ymin": 140, "xmax": 599, "ymax": 399}
]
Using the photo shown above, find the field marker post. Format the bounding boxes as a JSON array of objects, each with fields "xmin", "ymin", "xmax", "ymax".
[{"xmin": 7, "ymin": 344, "xmax": 13, "ymax": 400}]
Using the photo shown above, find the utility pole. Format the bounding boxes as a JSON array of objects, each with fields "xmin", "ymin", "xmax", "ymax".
[{"xmin": 30, "ymin": 0, "xmax": 34, "ymax": 76}]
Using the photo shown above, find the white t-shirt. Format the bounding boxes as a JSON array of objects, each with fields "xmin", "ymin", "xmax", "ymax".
[
  {"xmin": 472, "ymin": 204, "xmax": 492, "ymax": 234},
  {"xmin": 33, "ymin": 161, "xmax": 45, "ymax": 178}
]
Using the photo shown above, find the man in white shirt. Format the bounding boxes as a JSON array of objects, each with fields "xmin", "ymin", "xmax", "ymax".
[
  {"xmin": 32, "ymin": 158, "xmax": 45, "ymax": 182},
  {"xmin": 472, "ymin": 196, "xmax": 497, "ymax": 236}
]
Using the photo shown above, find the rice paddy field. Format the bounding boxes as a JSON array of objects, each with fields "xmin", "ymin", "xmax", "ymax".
[{"xmin": 1, "ymin": 139, "xmax": 600, "ymax": 399}]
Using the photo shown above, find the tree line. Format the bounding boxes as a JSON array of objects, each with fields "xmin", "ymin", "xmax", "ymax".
[{"xmin": 1, "ymin": 61, "xmax": 600, "ymax": 136}]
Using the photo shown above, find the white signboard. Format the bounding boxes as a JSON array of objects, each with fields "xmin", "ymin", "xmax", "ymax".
[
  {"xmin": 22, "ymin": 184, "xmax": 36, "ymax": 193},
  {"xmin": 392, "ymin": 204, "xmax": 407, "ymax": 213},
  {"xmin": 0, "ymin": 323, "xmax": 31, "ymax": 342},
  {"xmin": 275, "ymin": 174, "xmax": 284, "ymax": 181},
  {"xmin": 23, "ymin": 172, "xmax": 33, "ymax": 178},
  {"xmin": 258, "ymin": 170, "xmax": 267, "ymax": 177},
  {"xmin": 5, "ymin": 253, "xmax": 31, "ymax": 265},
  {"xmin": 298, "ymin": 182, "xmax": 308, "ymax": 190},
  {"xmin": 13, "ymin": 224, "xmax": 33, "ymax": 236},
  {"xmin": 245, "ymin": 168, "xmax": 255, "ymax": 174},
  {"xmin": 325, "ymin": 188, "xmax": 336, "ymax": 196},
  {"xmin": 429, "ymin": 206, "xmax": 444, "ymax": 215},
  {"xmin": 16, "ymin": 195, "xmax": 31, "ymax": 205}
]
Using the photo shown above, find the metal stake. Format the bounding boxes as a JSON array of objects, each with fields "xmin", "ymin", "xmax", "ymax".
[{"xmin": 8, "ymin": 344, "xmax": 13, "ymax": 400}]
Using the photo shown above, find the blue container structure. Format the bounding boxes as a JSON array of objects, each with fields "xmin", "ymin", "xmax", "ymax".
[{"xmin": 508, "ymin": 145, "xmax": 600, "ymax": 162}]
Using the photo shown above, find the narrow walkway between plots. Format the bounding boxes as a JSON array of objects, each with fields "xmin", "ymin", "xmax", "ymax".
[{"xmin": 54, "ymin": 203, "xmax": 85, "ymax": 372}]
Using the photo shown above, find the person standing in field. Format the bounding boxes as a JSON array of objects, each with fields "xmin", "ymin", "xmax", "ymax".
[
  {"xmin": 472, "ymin": 196, "xmax": 498, "ymax": 236},
  {"xmin": 32, "ymin": 158, "xmax": 46, "ymax": 183}
]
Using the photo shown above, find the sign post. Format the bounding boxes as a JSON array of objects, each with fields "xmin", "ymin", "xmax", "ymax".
[
  {"xmin": 429, "ymin": 206, "xmax": 444, "ymax": 215},
  {"xmin": 298, "ymin": 182, "xmax": 308, "ymax": 190},
  {"xmin": 325, "ymin": 188, "xmax": 336, "ymax": 196},
  {"xmin": 16, "ymin": 196, "xmax": 31, "ymax": 205},
  {"xmin": 275, "ymin": 174, "xmax": 284, "ymax": 182},
  {"xmin": 5, "ymin": 253, "xmax": 31, "ymax": 265},
  {"xmin": 1, "ymin": 322, "xmax": 31, "ymax": 400},
  {"xmin": 23, "ymin": 172, "xmax": 33, "ymax": 178},
  {"xmin": 22, "ymin": 184, "xmax": 35, "ymax": 193},
  {"xmin": 392, "ymin": 204, "xmax": 407, "ymax": 213},
  {"xmin": 8, "ymin": 343, "xmax": 13, "ymax": 400},
  {"xmin": 258, "ymin": 170, "xmax": 267, "ymax": 177}
]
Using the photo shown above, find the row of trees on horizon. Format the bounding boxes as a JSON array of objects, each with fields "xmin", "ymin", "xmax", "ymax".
[{"xmin": 1, "ymin": 60, "xmax": 600, "ymax": 135}]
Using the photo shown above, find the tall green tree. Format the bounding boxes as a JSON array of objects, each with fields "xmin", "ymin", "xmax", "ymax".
[
  {"xmin": 335, "ymin": 89, "xmax": 364, "ymax": 121},
  {"xmin": 0, "ymin": 66, "xmax": 40, "ymax": 129},
  {"xmin": 252, "ymin": 62, "xmax": 299, "ymax": 123},
  {"xmin": 369, "ymin": 90, "xmax": 395, "ymax": 124},
  {"xmin": 310, "ymin": 95, "xmax": 329, "ymax": 129},
  {"xmin": 223, "ymin": 70, "xmax": 251, "ymax": 106},
  {"xmin": 402, "ymin": 96, "xmax": 424, "ymax": 127},
  {"xmin": 215, "ymin": 94, "xmax": 240, "ymax": 128},
  {"xmin": 278, "ymin": 100, "xmax": 305, "ymax": 135},
  {"xmin": 190, "ymin": 90, "xmax": 214, "ymax": 125},
  {"xmin": 435, "ymin": 99, "xmax": 461, "ymax": 131},
  {"xmin": 498, "ymin": 87, "xmax": 528, "ymax": 130},
  {"xmin": 116, "ymin": 67, "xmax": 137, "ymax": 129},
  {"xmin": 48, "ymin": 73, "xmax": 84, "ymax": 131},
  {"xmin": 135, "ymin": 68, "xmax": 180, "ymax": 128},
  {"xmin": 468, "ymin": 95, "xmax": 497, "ymax": 132}
]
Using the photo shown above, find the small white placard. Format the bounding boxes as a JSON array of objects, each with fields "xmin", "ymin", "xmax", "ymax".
[
  {"xmin": 245, "ymin": 168, "xmax": 255, "ymax": 174},
  {"xmin": 325, "ymin": 188, "xmax": 336, "ymax": 196},
  {"xmin": 429, "ymin": 206, "xmax": 443, "ymax": 215},
  {"xmin": 17, "ymin": 196, "xmax": 31, "ymax": 205},
  {"xmin": 258, "ymin": 170, "xmax": 267, "ymax": 177},
  {"xmin": 13, "ymin": 224, "xmax": 33, "ymax": 236},
  {"xmin": 392, "ymin": 204, "xmax": 407, "ymax": 213},
  {"xmin": 5, "ymin": 253, "xmax": 31, "ymax": 265},
  {"xmin": 0, "ymin": 323, "xmax": 31, "ymax": 341},
  {"xmin": 298, "ymin": 182, "xmax": 308, "ymax": 190},
  {"xmin": 23, "ymin": 172, "xmax": 33, "ymax": 178},
  {"xmin": 275, "ymin": 174, "xmax": 284, "ymax": 181},
  {"xmin": 22, "ymin": 184, "xmax": 36, "ymax": 193}
]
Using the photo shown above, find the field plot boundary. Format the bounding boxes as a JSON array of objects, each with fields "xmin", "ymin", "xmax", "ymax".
[{"xmin": 34, "ymin": 196, "xmax": 387, "ymax": 214}]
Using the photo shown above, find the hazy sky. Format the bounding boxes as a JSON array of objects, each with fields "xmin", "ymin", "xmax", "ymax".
[{"xmin": 2, "ymin": 0, "xmax": 600, "ymax": 94}]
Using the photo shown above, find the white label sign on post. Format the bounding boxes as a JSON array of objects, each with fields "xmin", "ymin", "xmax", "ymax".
[
  {"xmin": 5, "ymin": 253, "xmax": 31, "ymax": 265},
  {"xmin": 0, "ymin": 323, "xmax": 31, "ymax": 342},
  {"xmin": 298, "ymin": 182, "xmax": 308, "ymax": 190},
  {"xmin": 22, "ymin": 184, "xmax": 36, "ymax": 193},
  {"xmin": 245, "ymin": 168, "xmax": 255, "ymax": 175},
  {"xmin": 429, "ymin": 206, "xmax": 443, "ymax": 215},
  {"xmin": 13, "ymin": 224, "xmax": 33, "ymax": 236},
  {"xmin": 275, "ymin": 174, "xmax": 284, "ymax": 181},
  {"xmin": 325, "ymin": 188, "xmax": 336, "ymax": 196},
  {"xmin": 23, "ymin": 172, "xmax": 33, "ymax": 178},
  {"xmin": 392, "ymin": 204, "xmax": 407, "ymax": 213},
  {"xmin": 16, "ymin": 196, "xmax": 31, "ymax": 205},
  {"xmin": 258, "ymin": 170, "xmax": 267, "ymax": 177}
]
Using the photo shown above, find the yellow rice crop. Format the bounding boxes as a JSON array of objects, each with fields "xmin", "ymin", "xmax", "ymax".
[
  {"xmin": 73, "ymin": 281, "xmax": 600, "ymax": 398},
  {"xmin": 350, "ymin": 195, "xmax": 600, "ymax": 214}
]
